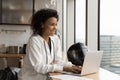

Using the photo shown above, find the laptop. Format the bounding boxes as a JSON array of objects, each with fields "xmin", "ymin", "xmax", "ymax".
[{"xmin": 61, "ymin": 51, "xmax": 103, "ymax": 76}]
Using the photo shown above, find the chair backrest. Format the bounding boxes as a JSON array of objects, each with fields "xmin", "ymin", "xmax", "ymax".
[{"xmin": 67, "ymin": 43, "xmax": 85, "ymax": 66}]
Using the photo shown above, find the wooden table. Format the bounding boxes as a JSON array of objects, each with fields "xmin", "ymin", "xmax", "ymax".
[
  {"xmin": 0, "ymin": 53, "xmax": 25, "ymax": 68},
  {"xmin": 49, "ymin": 68, "xmax": 120, "ymax": 80}
]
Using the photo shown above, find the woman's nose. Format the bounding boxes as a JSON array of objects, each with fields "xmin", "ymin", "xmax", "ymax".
[{"xmin": 54, "ymin": 25, "xmax": 57, "ymax": 29}]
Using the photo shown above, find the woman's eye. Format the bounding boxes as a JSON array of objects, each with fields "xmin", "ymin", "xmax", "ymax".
[{"xmin": 50, "ymin": 23, "xmax": 57, "ymax": 26}]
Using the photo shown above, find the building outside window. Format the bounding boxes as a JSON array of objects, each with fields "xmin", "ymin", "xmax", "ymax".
[{"xmin": 100, "ymin": 0, "xmax": 120, "ymax": 75}]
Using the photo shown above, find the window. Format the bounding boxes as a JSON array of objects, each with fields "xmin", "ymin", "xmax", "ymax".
[
  {"xmin": 75, "ymin": 0, "xmax": 86, "ymax": 44},
  {"xmin": 100, "ymin": 0, "xmax": 120, "ymax": 75}
]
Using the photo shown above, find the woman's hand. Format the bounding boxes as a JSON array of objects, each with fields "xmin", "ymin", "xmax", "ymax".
[{"xmin": 63, "ymin": 66, "xmax": 82, "ymax": 73}]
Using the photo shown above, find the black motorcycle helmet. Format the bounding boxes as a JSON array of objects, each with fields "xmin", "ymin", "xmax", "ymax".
[{"xmin": 67, "ymin": 43, "xmax": 85, "ymax": 66}]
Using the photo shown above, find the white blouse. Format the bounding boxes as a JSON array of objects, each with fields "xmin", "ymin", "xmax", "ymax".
[{"xmin": 18, "ymin": 35, "xmax": 72, "ymax": 80}]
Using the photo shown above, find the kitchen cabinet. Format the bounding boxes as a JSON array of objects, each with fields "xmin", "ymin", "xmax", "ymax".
[
  {"xmin": 0, "ymin": 53, "xmax": 25, "ymax": 68},
  {"xmin": 0, "ymin": 0, "xmax": 33, "ymax": 25}
]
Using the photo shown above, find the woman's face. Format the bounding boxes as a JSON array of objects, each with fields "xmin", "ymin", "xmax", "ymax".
[{"xmin": 42, "ymin": 17, "xmax": 57, "ymax": 36}]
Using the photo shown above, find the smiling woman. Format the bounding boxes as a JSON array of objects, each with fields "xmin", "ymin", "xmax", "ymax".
[
  {"xmin": 30, "ymin": 9, "xmax": 59, "ymax": 37},
  {"xmin": 42, "ymin": 17, "xmax": 57, "ymax": 37},
  {"xmin": 18, "ymin": 8, "xmax": 82, "ymax": 80}
]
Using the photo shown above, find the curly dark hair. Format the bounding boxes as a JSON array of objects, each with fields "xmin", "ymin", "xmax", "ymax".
[{"xmin": 31, "ymin": 8, "xmax": 59, "ymax": 35}]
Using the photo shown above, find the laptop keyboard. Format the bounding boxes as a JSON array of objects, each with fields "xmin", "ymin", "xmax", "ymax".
[{"xmin": 60, "ymin": 71, "xmax": 81, "ymax": 76}]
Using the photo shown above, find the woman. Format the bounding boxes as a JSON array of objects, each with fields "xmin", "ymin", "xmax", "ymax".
[{"xmin": 18, "ymin": 8, "xmax": 81, "ymax": 80}]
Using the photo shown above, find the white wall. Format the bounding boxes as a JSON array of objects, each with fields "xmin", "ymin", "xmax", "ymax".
[{"xmin": 0, "ymin": 25, "xmax": 31, "ymax": 47}]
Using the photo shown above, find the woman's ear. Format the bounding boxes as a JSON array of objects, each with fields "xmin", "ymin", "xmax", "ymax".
[
  {"xmin": 41, "ymin": 23, "xmax": 44, "ymax": 28},
  {"xmin": 41, "ymin": 25, "xmax": 44, "ymax": 28}
]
